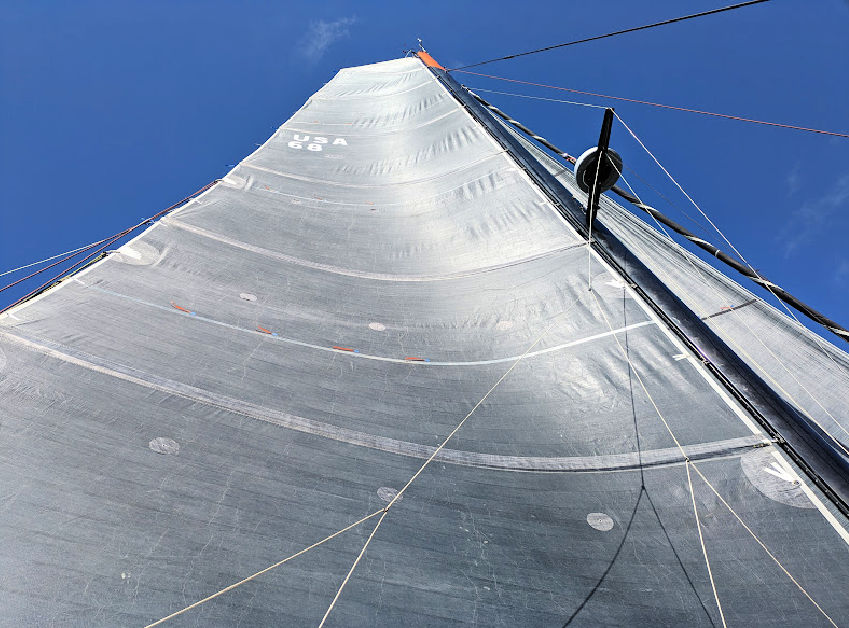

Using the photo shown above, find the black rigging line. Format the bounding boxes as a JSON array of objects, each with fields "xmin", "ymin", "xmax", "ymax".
[
  {"xmin": 463, "ymin": 87, "xmax": 849, "ymax": 345},
  {"xmin": 450, "ymin": 0, "xmax": 773, "ymax": 71}
]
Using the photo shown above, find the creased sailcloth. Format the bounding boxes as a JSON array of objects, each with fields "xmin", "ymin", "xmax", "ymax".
[{"xmin": 1, "ymin": 57, "xmax": 848, "ymax": 627}]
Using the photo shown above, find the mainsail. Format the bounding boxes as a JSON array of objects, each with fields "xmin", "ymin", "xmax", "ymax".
[{"xmin": 1, "ymin": 54, "xmax": 848, "ymax": 626}]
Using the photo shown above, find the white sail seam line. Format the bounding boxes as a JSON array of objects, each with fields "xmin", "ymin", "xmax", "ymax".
[
  {"xmin": 620, "ymin": 155, "xmax": 849, "ymax": 556},
  {"xmin": 240, "ymin": 151, "xmax": 509, "ymax": 189},
  {"xmin": 1, "ymin": 79, "xmax": 309, "ymax": 321},
  {"xmin": 434, "ymin": 66, "xmax": 760, "ymax": 437},
  {"xmin": 0, "ymin": 327, "xmax": 768, "ymax": 474},
  {"xmin": 618, "ymin": 165, "xmax": 845, "ymax": 437},
  {"xmin": 450, "ymin": 75, "xmax": 849, "ymax": 574},
  {"xmin": 613, "ymin": 140, "xmax": 846, "ymax": 427},
  {"xmin": 312, "ymin": 79, "xmax": 432, "ymax": 99},
  {"xmin": 608, "ymin": 172, "xmax": 849, "ymax": 545},
  {"xmin": 280, "ymin": 107, "xmax": 461, "ymax": 138},
  {"xmin": 310, "ymin": 79, "xmax": 433, "ymax": 101},
  {"xmin": 433, "ymin": 66, "xmax": 573, "ymax": 226},
  {"xmin": 587, "ymin": 233, "xmax": 762, "ymax": 435},
  {"xmin": 589, "ymin": 289, "xmax": 727, "ymax": 627},
  {"xmin": 164, "ymin": 220, "xmax": 585, "ymax": 282},
  {"xmin": 576, "ymin": 164, "xmax": 762, "ymax": 437},
  {"xmin": 228, "ymin": 166, "xmax": 523, "ymax": 208},
  {"xmin": 69, "ymin": 281, "xmax": 653, "ymax": 366},
  {"xmin": 660, "ymin": 237, "xmax": 841, "ymax": 433}
]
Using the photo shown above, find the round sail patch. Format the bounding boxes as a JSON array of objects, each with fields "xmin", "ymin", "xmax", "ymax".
[
  {"xmin": 740, "ymin": 448, "xmax": 814, "ymax": 509},
  {"xmin": 149, "ymin": 437, "xmax": 180, "ymax": 456},
  {"xmin": 586, "ymin": 512, "xmax": 614, "ymax": 531},
  {"xmin": 377, "ymin": 487, "xmax": 401, "ymax": 503},
  {"xmin": 114, "ymin": 242, "xmax": 160, "ymax": 266}
]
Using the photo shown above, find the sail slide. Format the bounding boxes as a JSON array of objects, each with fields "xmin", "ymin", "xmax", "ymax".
[{"xmin": 2, "ymin": 56, "xmax": 849, "ymax": 626}]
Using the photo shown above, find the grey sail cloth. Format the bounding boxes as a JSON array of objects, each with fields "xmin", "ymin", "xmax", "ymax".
[{"xmin": 1, "ymin": 57, "xmax": 848, "ymax": 626}]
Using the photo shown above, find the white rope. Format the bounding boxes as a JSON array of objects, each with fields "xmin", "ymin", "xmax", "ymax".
[
  {"xmin": 613, "ymin": 111, "xmax": 845, "ymax": 369},
  {"xmin": 502, "ymin": 111, "xmax": 849, "ymax": 457},
  {"xmin": 685, "ymin": 460, "xmax": 727, "ymax": 627},
  {"xmin": 0, "ymin": 241, "xmax": 105, "ymax": 278},
  {"xmin": 318, "ymin": 296, "xmax": 581, "ymax": 626},
  {"xmin": 613, "ymin": 165, "xmax": 849, "ymax": 453},
  {"xmin": 144, "ymin": 509, "xmax": 385, "ymax": 627},
  {"xmin": 588, "ymin": 289, "xmax": 727, "ymax": 626},
  {"xmin": 588, "ymin": 288, "xmax": 837, "ymax": 627},
  {"xmin": 689, "ymin": 461, "xmax": 838, "ymax": 628},
  {"xmin": 490, "ymin": 113, "xmax": 844, "ymax": 620}
]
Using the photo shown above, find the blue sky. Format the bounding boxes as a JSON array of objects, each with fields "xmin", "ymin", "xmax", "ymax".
[{"xmin": 1, "ymin": 1, "xmax": 847, "ymax": 340}]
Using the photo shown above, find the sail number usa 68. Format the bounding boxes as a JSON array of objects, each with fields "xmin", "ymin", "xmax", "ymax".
[{"xmin": 287, "ymin": 135, "xmax": 348, "ymax": 152}]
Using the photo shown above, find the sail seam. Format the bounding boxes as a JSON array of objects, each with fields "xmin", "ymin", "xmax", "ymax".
[
  {"xmin": 1, "ymin": 327, "xmax": 774, "ymax": 473},
  {"xmin": 427, "ymin": 55, "xmax": 849, "ymax": 624},
  {"xmin": 234, "ymin": 165, "xmax": 526, "ymax": 207},
  {"xmin": 240, "ymin": 151, "xmax": 509, "ymax": 189},
  {"xmin": 309, "ymin": 79, "xmax": 433, "ymax": 100},
  {"xmin": 14, "ymin": 281, "xmax": 657, "ymax": 366},
  {"xmin": 318, "ymin": 293, "xmax": 584, "ymax": 627},
  {"xmin": 516, "ymin": 104, "xmax": 849, "ymax": 542},
  {"xmin": 428, "ymin": 60, "xmax": 769, "ymax": 435},
  {"xmin": 280, "ymin": 107, "xmax": 460, "ymax": 137},
  {"xmin": 165, "ymin": 219, "xmax": 586, "ymax": 283}
]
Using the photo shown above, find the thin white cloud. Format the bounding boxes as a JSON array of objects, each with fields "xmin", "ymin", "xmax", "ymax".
[
  {"xmin": 785, "ymin": 164, "xmax": 801, "ymax": 196},
  {"xmin": 779, "ymin": 173, "xmax": 849, "ymax": 259},
  {"xmin": 298, "ymin": 17, "xmax": 357, "ymax": 62},
  {"xmin": 835, "ymin": 259, "xmax": 849, "ymax": 286}
]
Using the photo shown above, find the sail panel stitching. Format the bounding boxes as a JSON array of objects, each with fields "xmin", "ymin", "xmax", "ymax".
[
  {"xmin": 166, "ymin": 219, "xmax": 586, "ymax": 283},
  {"xmin": 1, "ymin": 328, "xmax": 767, "ymax": 474}
]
